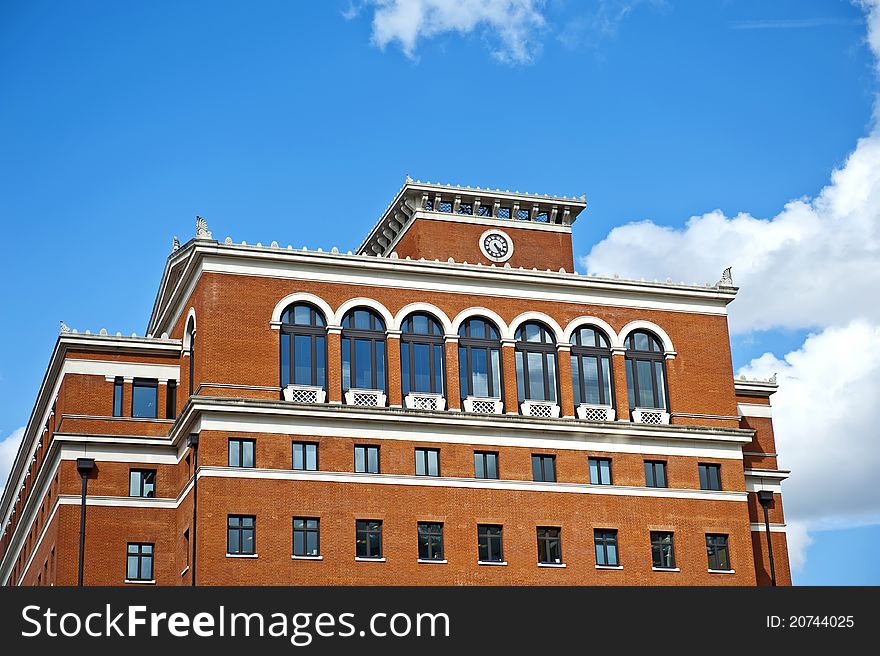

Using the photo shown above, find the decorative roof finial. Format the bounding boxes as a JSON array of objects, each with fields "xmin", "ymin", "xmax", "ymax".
[
  {"xmin": 172, "ymin": 236, "xmax": 180, "ymax": 251},
  {"xmin": 769, "ymin": 373, "xmax": 778, "ymax": 385},
  {"xmin": 717, "ymin": 266, "xmax": 733, "ymax": 287},
  {"xmin": 195, "ymin": 216, "xmax": 212, "ymax": 240},
  {"xmin": 59, "ymin": 320, "xmax": 70, "ymax": 335},
  {"xmin": 405, "ymin": 174, "xmax": 413, "ymax": 183}
]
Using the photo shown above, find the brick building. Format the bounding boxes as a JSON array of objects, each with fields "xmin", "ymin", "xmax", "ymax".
[{"xmin": 0, "ymin": 179, "xmax": 790, "ymax": 586}]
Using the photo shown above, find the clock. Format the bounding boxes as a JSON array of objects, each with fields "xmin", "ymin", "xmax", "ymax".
[{"xmin": 480, "ymin": 229, "xmax": 513, "ymax": 262}]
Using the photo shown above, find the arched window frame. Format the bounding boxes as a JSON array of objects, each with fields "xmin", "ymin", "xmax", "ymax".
[
  {"xmin": 400, "ymin": 313, "xmax": 446, "ymax": 397},
  {"xmin": 457, "ymin": 317, "xmax": 504, "ymax": 402},
  {"xmin": 279, "ymin": 302, "xmax": 328, "ymax": 392},
  {"xmin": 185, "ymin": 317, "xmax": 196, "ymax": 397},
  {"xmin": 341, "ymin": 308, "xmax": 388, "ymax": 393},
  {"xmin": 624, "ymin": 330, "xmax": 669, "ymax": 410},
  {"xmin": 515, "ymin": 322, "xmax": 559, "ymax": 403},
  {"xmin": 569, "ymin": 326, "xmax": 615, "ymax": 407}
]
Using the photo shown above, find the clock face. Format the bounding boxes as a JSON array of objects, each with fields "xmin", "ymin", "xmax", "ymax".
[{"xmin": 480, "ymin": 230, "xmax": 513, "ymax": 262}]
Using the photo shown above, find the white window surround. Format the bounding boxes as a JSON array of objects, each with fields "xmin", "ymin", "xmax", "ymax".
[
  {"xmin": 478, "ymin": 560, "xmax": 508, "ymax": 566},
  {"xmin": 355, "ymin": 557, "xmax": 386, "ymax": 562},
  {"xmin": 393, "ymin": 303, "xmax": 454, "ymax": 334},
  {"xmin": 417, "ymin": 559, "xmax": 448, "ymax": 564},
  {"xmin": 508, "ymin": 312, "xmax": 565, "ymax": 343},
  {"xmin": 576, "ymin": 404, "xmax": 615, "ymax": 421},
  {"xmin": 538, "ymin": 562, "xmax": 567, "ymax": 568},
  {"xmin": 708, "ymin": 568, "xmax": 735, "ymax": 574},
  {"xmin": 404, "ymin": 393, "xmax": 446, "ymax": 411},
  {"xmin": 345, "ymin": 389, "xmax": 387, "ymax": 407},
  {"xmin": 124, "ymin": 579, "xmax": 156, "ymax": 584},
  {"xmin": 283, "ymin": 385, "xmax": 327, "ymax": 404},
  {"xmin": 291, "ymin": 555, "xmax": 323, "ymax": 561},
  {"xmin": 619, "ymin": 320, "xmax": 676, "ymax": 358},
  {"xmin": 226, "ymin": 553, "xmax": 258, "ymax": 559},
  {"xmin": 652, "ymin": 567, "xmax": 680, "ymax": 572},
  {"xmin": 269, "ymin": 292, "xmax": 335, "ymax": 328},
  {"xmin": 632, "ymin": 408, "xmax": 671, "ymax": 425},
  {"xmin": 595, "ymin": 565, "xmax": 624, "ymax": 570},
  {"xmin": 520, "ymin": 400, "xmax": 561, "ymax": 418},
  {"xmin": 463, "ymin": 397, "xmax": 504, "ymax": 414}
]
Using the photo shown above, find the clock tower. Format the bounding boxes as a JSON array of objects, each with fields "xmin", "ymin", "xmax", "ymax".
[{"xmin": 358, "ymin": 177, "xmax": 586, "ymax": 271}]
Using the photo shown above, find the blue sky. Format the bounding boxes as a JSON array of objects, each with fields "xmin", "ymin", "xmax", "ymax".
[{"xmin": 1, "ymin": 0, "xmax": 878, "ymax": 584}]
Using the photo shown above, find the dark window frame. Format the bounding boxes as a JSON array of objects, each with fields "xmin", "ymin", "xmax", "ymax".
[
  {"xmin": 474, "ymin": 451, "xmax": 499, "ymax": 479},
  {"xmin": 129, "ymin": 469, "xmax": 156, "ymax": 498},
  {"xmin": 515, "ymin": 322, "xmax": 559, "ymax": 403},
  {"xmin": 699, "ymin": 463, "xmax": 722, "ymax": 491},
  {"xmin": 126, "ymin": 542, "xmax": 154, "ymax": 581},
  {"xmin": 531, "ymin": 454, "xmax": 556, "ymax": 482},
  {"xmin": 458, "ymin": 317, "xmax": 504, "ymax": 402},
  {"xmin": 536, "ymin": 526, "xmax": 562, "ymax": 564},
  {"xmin": 131, "ymin": 378, "xmax": 158, "ymax": 419},
  {"xmin": 227, "ymin": 515, "xmax": 256, "ymax": 555},
  {"xmin": 706, "ymin": 533, "xmax": 731, "ymax": 571},
  {"xmin": 644, "ymin": 460, "xmax": 668, "ymax": 488},
  {"xmin": 478, "ymin": 524, "xmax": 504, "ymax": 563},
  {"xmin": 594, "ymin": 529, "xmax": 620, "ymax": 566},
  {"xmin": 400, "ymin": 313, "xmax": 446, "ymax": 396},
  {"xmin": 280, "ymin": 302, "xmax": 328, "ymax": 392},
  {"xmin": 624, "ymin": 331, "xmax": 669, "ymax": 410},
  {"xmin": 113, "ymin": 376, "xmax": 124, "ymax": 417},
  {"xmin": 570, "ymin": 326, "xmax": 615, "ymax": 407},
  {"xmin": 417, "ymin": 522, "xmax": 445, "ymax": 561},
  {"xmin": 650, "ymin": 531, "xmax": 676, "ymax": 569},
  {"xmin": 355, "ymin": 519, "xmax": 383, "ymax": 559},
  {"xmin": 292, "ymin": 517, "xmax": 320, "ymax": 557},
  {"xmin": 228, "ymin": 438, "xmax": 256, "ymax": 468},
  {"xmin": 292, "ymin": 441, "xmax": 319, "ymax": 471},
  {"xmin": 341, "ymin": 309, "xmax": 388, "ymax": 393},
  {"xmin": 415, "ymin": 448, "xmax": 440, "ymax": 477},
  {"xmin": 354, "ymin": 444, "xmax": 380, "ymax": 474}
]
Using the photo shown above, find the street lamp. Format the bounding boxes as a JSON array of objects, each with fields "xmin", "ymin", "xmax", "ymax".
[
  {"xmin": 757, "ymin": 489, "xmax": 777, "ymax": 586},
  {"xmin": 76, "ymin": 458, "xmax": 95, "ymax": 586}
]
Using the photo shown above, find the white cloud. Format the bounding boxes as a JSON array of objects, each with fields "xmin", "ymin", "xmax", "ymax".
[
  {"xmin": 580, "ymin": 0, "xmax": 880, "ymax": 574},
  {"xmin": 0, "ymin": 427, "xmax": 25, "ymax": 498},
  {"xmin": 349, "ymin": 0, "xmax": 547, "ymax": 63}
]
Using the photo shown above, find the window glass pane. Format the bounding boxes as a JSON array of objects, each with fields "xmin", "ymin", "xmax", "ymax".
[
  {"xmin": 242, "ymin": 441, "xmax": 254, "ymax": 468},
  {"xmin": 306, "ymin": 443, "xmax": 317, "ymax": 470},
  {"xmin": 571, "ymin": 356, "xmax": 581, "ymax": 405},
  {"xmin": 637, "ymin": 359, "xmax": 655, "ymax": 407},
  {"xmin": 306, "ymin": 531, "xmax": 318, "ymax": 556},
  {"xmin": 354, "ymin": 447, "xmax": 365, "ymax": 473},
  {"xmin": 546, "ymin": 353, "xmax": 557, "ymax": 402},
  {"xmin": 293, "ymin": 531, "xmax": 304, "ymax": 556},
  {"xmin": 315, "ymin": 336, "xmax": 325, "ymax": 387},
  {"xmin": 341, "ymin": 338, "xmax": 351, "ymax": 391},
  {"xmin": 595, "ymin": 542, "xmax": 605, "ymax": 565},
  {"xmin": 375, "ymin": 341, "xmax": 386, "ymax": 392},
  {"xmin": 142, "ymin": 554, "xmax": 153, "ymax": 579},
  {"xmin": 516, "ymin": 351, "xmax": 525, "ymax": 401},
  {"xmin": 471, "ymin": 348, "xmax": 488, "ymax": 397},
  {"xmin": 242, "ymin": 528, "xmax": 254, "ymax": 554},
  {"xmin": 293, "ymin": 305, "xmax": 311, "ymax": 325},
  {"xmin": 634, "ymin": 332, "xmax": 649, "ymax": 351},
  {"xmin": 470, "ymin": 318, "xmax": 485, "ymax": 338},
  {"xmin": 601, "ymin": 357, "xmax": 612, "ymax": 405},
  {"xmin": 228, "ymin": 529, "xmax": 239, "ymax": 554},
  {"xmin": 433, "ymin": 344, "xmax": 444, "ymax": 393},
  {"xmin": 143, "ymin": 471, "xmax": 155, "ymax": 497},
  {"xmin": 486, "ymin": 453, "xmax": 498, "ymax": 479},
  {"xmin": 584, "ymin": 357, "xmax": 600, "ymax": 404},
  {"xmin": 129, "ymin": 471, "xmax": 141, "ymax": 497},
  {"xmin": 416, "ymin": 450, "xmax": 425, "ymax": 476},
  {"xmin": 654, "ymin": 361, "xmax": 666, "ymax": 409},
  {"xmin": 607, "ymin": 542, "xmax": 618, "ymax": 566},
  {"xmin": 589, "ymin": 459, "xmax": 599, "ymax": 484},
  {"xmin": 353, "ymin": 310, "xmax": 371, "ymax": 330},
  {"xmin": 544, "ymin": 457, "xmax": 555, "ymax": 482},
  {"xmin": 532, "ymin": 456, "xmax": 542, "ymax": 481},
  {"xmin": 229, "ymin": 441, "xmax": 240, "ymax": 467},
  {"xmin": 355, "ymin": 339, "xmax": 372, "ymax": 389},
  {"xmin": 474, "ymin": 453, "xmax": 484, "ymax": 479},
  {"xmin": 413, "ymin": 314, "xmax": 428, "ymax": 334},
  {"xmin": 132, "ymin": 382, "xmax": 157, "ymax": 418},
  {"xmin": 413, "ymin": 343, "xmax": 431, "ymax": 392},
  {"xmin": 400, "ymin": 346, "xmax": 410, "ymax": 395},
  {"xmin": 490, "ymin": 349, "xmax": 501, "ymax": 397},
  {"xmin": 113, "ymin": 381, "xmax": 124, "ymax": 417},
  {"xmin": 367, "ymin": 447, "xmax": 379, "ymax": 473},
  {"xmin": 524, "ymin": 323, "xmax": 541, "ymax": 342},
  {"xmin": 294, "ymin": 335, "xmax": 312, "ymax": 385},
  {"xmin": 657, "ymin": 463, "xmax": 666, "ymax": 487},
  {"xmin": 527, "ymin": 352, "xmax": 544, "ymax": 400},
  {"xmin": 427, "ymin": 450, "xmax": 439, "ymax": 476},
  {"xmin": 127, "ymin": 555, "xmax": 138, "ymax": 580},
  {"xmin": 293, "ymin": 444, "xmax": 304, "ymax": 470},
  {"xmin": 600, "ymin": 460, "xmax": 611, "ymax": 484},
  {"xmin": 625, "ymin": 359, "xmax": 635, "ymax": 409}
]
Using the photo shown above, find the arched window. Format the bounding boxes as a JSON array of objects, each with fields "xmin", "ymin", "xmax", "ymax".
[
  {"xmin": 400, "ymin": 313, "xmax": 445, "ymax": 396},
  {"xmin": 624, "ymin": 330, "xmax": 667, "ymax": 409},
  {"xmin": 570, "ymin": 326, "xmax": 613, "ymax": 406},
  {"xmin": 186, "ymin": 317, "xmax": 196, "ymax": 397},
  {"xmin": 515, "ymin": 322, "xmax": 558, "ymax": 403},
  {"xmin": 341, "ymin": 308, "xmax": 387, "ymax": 393},
  {"xmin": 458, "ymin": 317, "xmax": 503, "ymax": 400},
  {"xmin": 280, "ymin": 303, "xmax": 327, "ymax": 390}
]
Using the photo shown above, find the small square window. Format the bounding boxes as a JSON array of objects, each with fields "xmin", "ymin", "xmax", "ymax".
[
  {"xmin": 293, "ymin": 518, "xmax": 320, "ymax": 557},
  {"xmin": 229, "ymin": 439, "xmax": 255, "ymax": 468},
  {"xmin": 537, "ymin": 527, "xmax": 562, "ymax": 564},
  {"xmin": 293, "ymin": 442, "xmax": 318, "ymax": 471},
  {"xmin": 228, "ymin": 515, "xmax": 256, "ymax": 555},
  {"xmin": 478, "ymin": 525, "xmax": 503, "ymax": 563},
  {"xmin": 532, "ymin": 455, "xmax": 556, "ymax": 482},
  {"xmin": 651, "ymin": 531, "xmax": 675, "ymax": 569},
  {"xmin": 355, "ymin": 445, "xmax": 380, "ymax": 474},
  {"xmin": 129, "ymin": 469, "xmax": 156, "ymax": 498},
  {"xmin": 699, "ymin": 463, "xmax": 722, "ymax": 491},
  {"xmin": 594, "ymin": 529, "xmax": 619, "ymax": 566},
  {"xmin": 356, "ymin": 520, "xmax": 383, "ymax": 559},
  {"xmin": 706, "ymin": 534, "xmax": 730, "ymax": 570},
  {"xmin": 644, "ymin": 461, "xmax": 667, "ymax": 488},
  {"xmin": 126, "ymin": 543, "xmax": 153, "ymax": 581},
  {"xmin": 131, "ymin": 379, "xmax": 158, "ymax": 419},
  {"xmin": 417, "ymin": 522, "xmax": 444, "ymax": 560},
  {"xmin": 474, "ymin": 451, "xmax": 499, "ymax": 479},
  {"xmin": 415, "ymin": 448, "xmax": 440, "ymax": 477},
  {"xmin": 589, "ymin": 458, "xmax": 612, "ymax": 485}
]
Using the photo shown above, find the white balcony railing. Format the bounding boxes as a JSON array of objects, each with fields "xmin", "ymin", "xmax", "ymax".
[
  {"xmin": 404, "ymin": 393, "xmax": 446, "ymax": 411},
  {"xmin": 632, "ymin": 408, "xmax": 670, "ymax": 425},
  {"xmin": 576, "ymin": 404, "xmax": 615, "ymax": 421},
  {"xmin": 462, "ymin": 396, "xmax": 504, "ymax": 414},
  {"xmin": 282, "ymin": 385, "xmax": 326, "ymax": 404},
  {"xmin": 520, "ymin": 400, "xmax": 561, "ymax": 418},
  {"xmin": 345, "ymin": 388, "xmax": 387, "ymax": 408}
]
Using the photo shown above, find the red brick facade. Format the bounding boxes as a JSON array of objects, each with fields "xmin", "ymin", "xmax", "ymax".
[{"xmin": 0, "ymin": 181, "xmax": 790, "ymax": 586}]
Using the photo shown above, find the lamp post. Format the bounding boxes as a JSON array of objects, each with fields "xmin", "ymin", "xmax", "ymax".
[
  {"xmin": 757, "ymin": 489, "xmax": 777, "ymax": 586},
  {"xmin": 187, "ymin": 433, "xmax": 199, "ymax": 586},
  {"xmin": 76, "ymin": 458, "xmax": 95, "ymax": 586}
]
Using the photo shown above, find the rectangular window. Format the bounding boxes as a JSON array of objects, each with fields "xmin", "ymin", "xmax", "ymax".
[
  {"xmin": 354, "ymin": 445, "xmax": 380, "ymax": 474},
  {"xmin": 126, "ymin": 543, "xmax": 154, "ymax": 581},
  {"xmin": 474, "ymin": 451, "xmax": 499, "ymax": 479},
  {"xmin": 417, "ymin": 522, "xmax": 444, "ymax": 561},
  {"xmin": 293, "ymin": 518, "xmax": 320, "ymax": 557},
  {"xmin": 478, "ymin": 525, "xmax": 503, "ymax": 563},
  {"xmin": 537, "ymin": 527, "xmax": 562, "ymax": 564},
  {"xmin": 594, "ymin": 529, "xmax": 619, "ymax": 566},
  {"xmin": 356, "ymin": 520, "xmax": 383, "ymax": 559},
  {"xmin": 644, "ymin": 461, "xmax": 667, "ymax": 488},
  {"xmin": 699, "ymin": 463, "xmax": 722, "ymax": 491},
  {"xmin": 113, "ymin": 377, "xmax": 124, "ymax": 417},
  {"xmin": 227, "ymin": 515, "xmax": 256, "ymax": 555},
  {"xmin": 651, "ymin": 531, "xmax": 675, "ymax": 569},
  {"xmin": 129, "ymin": 469, "xmax": 156, "ymax": 498},
  {"xmin": 166, "ymin": 380, "xmax": 177, "ymax": 419},
  {"xmin": 415, "ymin": 448, "xmax": 440, "ymax": 477},
  {"xmin": 588, "ymin": 458, "xmax": 612, "ymax": 485},
  {"xmin": 706, "ymin": 534, "xmax": 730, "ymax": 571},
  {"xmin": 292, "ymin": 442, "xmax": 318, "ymax": 471},
  {"xmin": 131, "ymin": 378, "xmax": 158, "ymax": 419},
  {"xmin": 531, "ymin": 454, "xmax": 556, "ymax": 482},
  {"xmin": 228, "ymin": 438, "xmax": 255, "ymax": 468}
]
